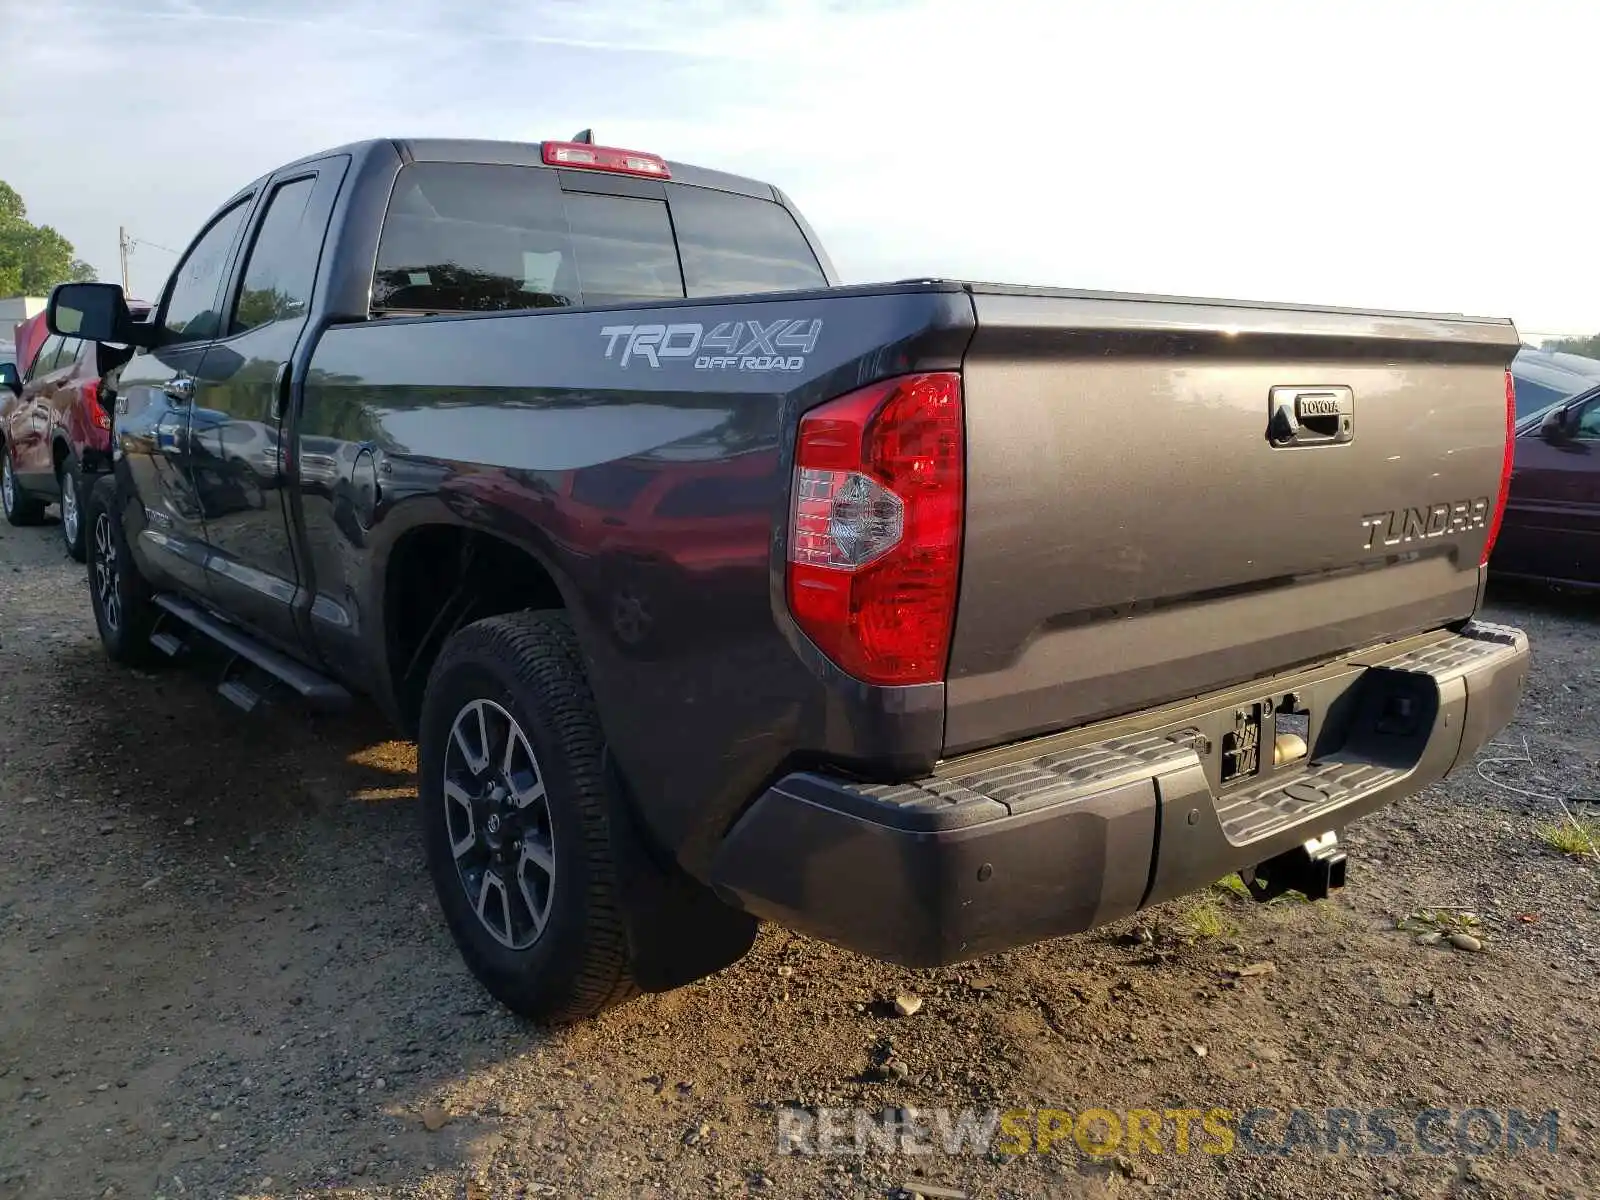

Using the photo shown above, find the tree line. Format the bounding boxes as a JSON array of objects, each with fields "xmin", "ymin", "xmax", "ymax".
[
  {"xmin": 1541, "ymin": 333, "xmax": 1600, "ymax": 359},
  {"xmin": 0, "ymin": 180, "xmax": 96, "ymax": 296}
]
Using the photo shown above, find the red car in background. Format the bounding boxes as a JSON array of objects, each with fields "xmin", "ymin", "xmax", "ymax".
[
  {"xmin": 12, "ymin": 312, "xmax": 48, "ymax": 378},
  {"xmin": 2, "ymin": 304, "xmax": 151, "ymax": 559}
]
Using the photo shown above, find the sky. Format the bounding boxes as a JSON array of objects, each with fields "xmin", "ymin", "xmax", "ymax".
[{"xmin": 1, "ymin": 0, "xmax": 1595, "ymax": 338}]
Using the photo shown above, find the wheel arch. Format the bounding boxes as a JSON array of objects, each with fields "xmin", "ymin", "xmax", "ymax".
[{"xmin": 378, "ymin": 512, "xmax": 579, "ymax": 734}]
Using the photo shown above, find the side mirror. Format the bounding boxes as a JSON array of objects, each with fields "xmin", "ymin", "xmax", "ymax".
[
  {"xmin": 47, "ymin": 282, "xmax": 156, "ymax": 349},
  {"xmin": 0, "ymin": 362, "xmax": 19, "ymax": 396},
  {"xmin": 1539, "ymin": 406, "xmax": 1570, "ymax": 443}
]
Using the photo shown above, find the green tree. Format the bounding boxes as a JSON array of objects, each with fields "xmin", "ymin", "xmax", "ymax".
[
  {"xmin": 1541, "ymin": 333, "xmax": 1600, "ymax": 359},
  {"xmin": 0, "ymin": 179, "xmax": 97, "ymax": 296},
  {"xmin": 234, "ymin": 284, "xmax": 305, "ymax": 331}
]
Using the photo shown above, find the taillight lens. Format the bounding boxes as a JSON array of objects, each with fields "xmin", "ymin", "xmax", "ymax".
[
  {"xmin": 786, "ymin": 372, "xmax": 964, "ymax": 685},
  {"xmin": 1481, "ymin": 369, "xmax": 1516, "ymax": 566},
  {"xmin": 84, "ymin": 379, "xmax": 111, "ymax": 431}
]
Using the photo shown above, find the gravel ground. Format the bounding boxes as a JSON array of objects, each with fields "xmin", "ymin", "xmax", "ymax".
[{"xmin": 2, "ymin": 512, "xmax": 1598, "ymax": 1200}]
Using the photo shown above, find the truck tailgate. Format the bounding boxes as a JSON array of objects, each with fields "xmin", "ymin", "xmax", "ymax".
[{"xmin": 945, "ymin": 287, "xmax": 1520, "ymax": 755}]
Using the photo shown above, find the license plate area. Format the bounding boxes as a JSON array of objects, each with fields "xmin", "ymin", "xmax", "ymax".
[
  {"xmin": 1219, "ymin": 703, "xmax": 1264, "ymax": 785},
  {"xmin": 1215, "ymin": 693, "xmax": 1316, "ymax": 789}
]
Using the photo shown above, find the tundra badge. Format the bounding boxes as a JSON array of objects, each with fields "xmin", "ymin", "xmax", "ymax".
[{"xmin": 1361, "ymin": 498, "xmax": 1490, "ymax": 549}]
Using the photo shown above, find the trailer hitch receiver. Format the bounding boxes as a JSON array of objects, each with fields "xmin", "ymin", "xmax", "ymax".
[{"xmin": 1242, "ymin": 831, "xmax": 1347, "ymax": 903}]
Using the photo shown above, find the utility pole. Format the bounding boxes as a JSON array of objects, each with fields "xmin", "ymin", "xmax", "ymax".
[{"xmin": 118, "ymin": 226, "xmax": 131, "ymax": 292}]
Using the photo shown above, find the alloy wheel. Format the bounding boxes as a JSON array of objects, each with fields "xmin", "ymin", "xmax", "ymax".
[
  {"xmin": 93, "ymin": 510, "xmax": 122, "ymax": 633},
  {"xmin": 61, "ymin": 469, "xmax": 78, "ymax": 547},
  {"xmin": 443, "ymin": 698, "xmax": 556, "ymax": 950},
  {"xmin": 1, "ymin": 456, "xmax": 13, "ymax": 515}
]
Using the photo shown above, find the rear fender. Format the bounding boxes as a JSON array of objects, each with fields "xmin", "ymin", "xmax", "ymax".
[{"xmin": 350, "ymin": 488, "xmax": 592, "ymax": 732}]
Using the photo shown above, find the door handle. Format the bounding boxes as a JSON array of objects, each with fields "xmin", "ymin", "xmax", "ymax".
[{"xmin": 163, "ymin": 377, "xmax": 195, "ymax": 404}]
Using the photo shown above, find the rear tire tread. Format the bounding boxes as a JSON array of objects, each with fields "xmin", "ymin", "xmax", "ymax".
[
  {"xmin": 85, "ymin": 475, "xmax": 163, "ymax": 667},
  {"xmin": 59, "ymin": 453, "xmax": 87, "ymax": 562},
  {"xmin": 424, "ymin": 611, "xmax": 639, "ymax": 1022}
]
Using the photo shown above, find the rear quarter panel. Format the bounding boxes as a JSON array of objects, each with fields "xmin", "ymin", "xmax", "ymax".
[{"xmin": 299, "ymin": 287, "xmax": 973, "ymax": 872}]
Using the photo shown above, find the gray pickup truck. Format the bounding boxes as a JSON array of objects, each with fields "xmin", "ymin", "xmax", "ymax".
[{"xmin": 42, "ymin": 135, "xmax": 1529, "ymax": 1023}]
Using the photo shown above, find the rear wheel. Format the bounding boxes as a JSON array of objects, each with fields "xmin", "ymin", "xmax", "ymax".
[
  {"xmin": 419, "ymin": 611, "xmax": 639, "ymax": 1023},
  {"xmin": 85, "ymin": 476, "xmax": 162, "ymax": 665},
  {"xmin": 58, "ymin": 454, "xmax": 88, "ymax": 561},
  {"xmin": 2, "ymin": 451, "xmax": 47, "ymax": 526}
]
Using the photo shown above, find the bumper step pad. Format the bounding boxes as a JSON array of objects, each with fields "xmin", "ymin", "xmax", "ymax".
[
  {"xmin": 851, "ymin": 620, "xmax": 1526, "ymax": 844},
  {"xmin": 854, "ymin": 732, "xmax": 1194, "ymax": 830},
  {"xmin": 1216, "ymin": 760, "xmax": 1405, "ymax": 844}
]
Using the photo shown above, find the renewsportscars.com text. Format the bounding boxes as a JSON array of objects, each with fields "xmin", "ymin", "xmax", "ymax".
[{"xmin": 775, "ymin": 1105, "xmax": 1560, "ymax": 1158}]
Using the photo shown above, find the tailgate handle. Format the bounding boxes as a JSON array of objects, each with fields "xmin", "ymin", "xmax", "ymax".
[{"xmin": 1268, "ymin": 386, "xmax": 1354, "ymax": 448}]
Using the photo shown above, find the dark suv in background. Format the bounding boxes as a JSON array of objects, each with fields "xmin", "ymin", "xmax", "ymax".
[
  {"xmin": 1509, "ymin": 346, "xmax": 1600, "ymax": 418},
  {"xmin": 1, "ymin": 304, "xmax": 151, "ymax": 558},
  {"xmin": 1492, "ymin": 372, "xmax": 1600, "ymax": 591}
]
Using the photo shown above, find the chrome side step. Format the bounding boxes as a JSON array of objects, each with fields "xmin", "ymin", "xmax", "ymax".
[
  {"xmin": 217, "ymin": 675, "xmax": 263, "ymax": 713},
  {"xmin": 149, "ymin": 630, "xmax": 185, "ymax": 658},
  {"xmin": 150, "ymin": 594, "xmax": 351, "ymax": 711}
]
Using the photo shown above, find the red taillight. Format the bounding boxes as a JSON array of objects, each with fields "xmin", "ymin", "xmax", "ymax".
[
  {"xmin": 84, "ymin": 379, "xmax": 111, "ymax": 431},
  {"xmin": 541, "ymin": 140, "xmax": 670, "ymax": 179},
  {"xmin": 786, "ymin": 372, "xmax": 964, "ymax": 686},
  {"xmin": 1481, "ymin": 369, "xmax": 1516, "ymax": 566}
]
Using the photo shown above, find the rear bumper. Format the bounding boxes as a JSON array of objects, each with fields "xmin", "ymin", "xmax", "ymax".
[{"xmin": 708, "ymin": 621, "xmax": 1529, "ymax": 966}]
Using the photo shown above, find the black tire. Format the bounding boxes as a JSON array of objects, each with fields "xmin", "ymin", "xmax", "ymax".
[
  {"xmin": 2, "ymin": 448, "xmax": 47, "ymax": 526},
  {"xmin": 419, "ymin": 611, "xmax": 639, "ymax": 1023},
  {"xmin": 58, "ymin": 453, "xmax": 88, "ymax": 562},
  {"xmin": 84, "ymin": 475, "xmax": 162, "ymax": 666}
]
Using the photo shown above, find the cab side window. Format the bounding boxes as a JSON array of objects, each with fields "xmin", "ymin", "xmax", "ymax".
[
  {"xmin": 163, "ymin": 199, "xmax": 252, "ymax": 344},
  {"xmin": 232, "ymin": 176, "xmax": 323, "ymax": 334}
]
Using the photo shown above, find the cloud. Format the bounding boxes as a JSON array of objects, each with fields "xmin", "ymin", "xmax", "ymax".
[{"xmin": 1, "ymin": 0, "xmax": 1595, "ymax": 332}]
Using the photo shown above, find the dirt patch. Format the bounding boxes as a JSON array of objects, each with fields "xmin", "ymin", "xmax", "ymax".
[{"xmin": 2, "ymin": 516, "xmax": 1598, "ymax": 1199}]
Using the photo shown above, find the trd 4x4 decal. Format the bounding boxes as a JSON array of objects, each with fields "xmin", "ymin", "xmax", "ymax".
[{"xmin": 600, "ymin": 319, "xmax": 822, "ymax": 371}]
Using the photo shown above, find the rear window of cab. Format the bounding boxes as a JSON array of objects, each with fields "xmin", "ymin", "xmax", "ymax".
[{"xmin": 371, "ymin": 162, "xmax": 826, "ymax": 314}]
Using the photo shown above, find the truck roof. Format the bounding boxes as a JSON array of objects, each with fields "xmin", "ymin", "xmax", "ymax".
[{"xmin": 268, "ymin": 137, "xmax": 780, "ymax": 202}]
